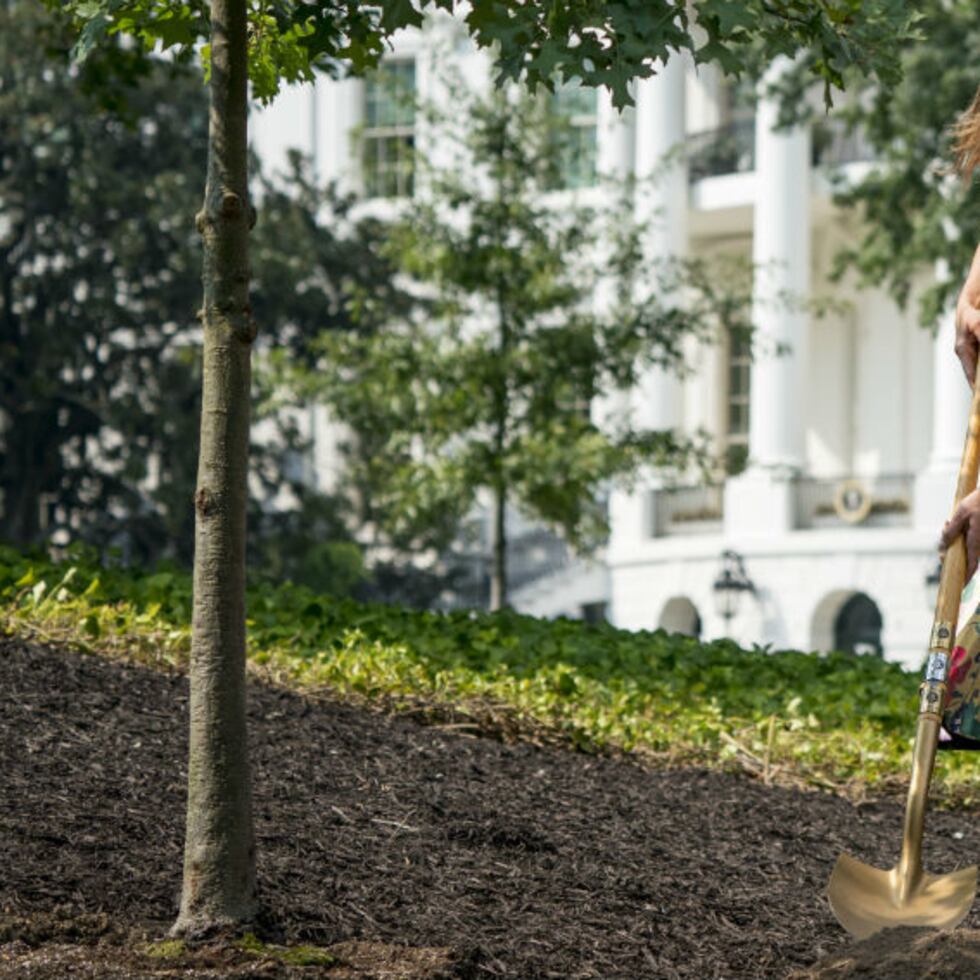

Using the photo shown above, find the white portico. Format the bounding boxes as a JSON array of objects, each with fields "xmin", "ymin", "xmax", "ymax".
[{"xmin": 604, "ymin": 56, "xmax": 953, "ymax": 668}]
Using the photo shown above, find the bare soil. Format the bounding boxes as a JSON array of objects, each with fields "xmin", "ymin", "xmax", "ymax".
[{"xmin": 4, "ymin": 635, "xmax": 980, "ymax": 978}]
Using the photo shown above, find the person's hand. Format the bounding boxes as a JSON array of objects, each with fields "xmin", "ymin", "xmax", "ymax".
[
  {"xmin": 942, "ymin": 488, "xmax": 980, "ymax": 581},
  {"xmin": 955, "ymin": 244, "xmax": 980, "ymax": 385}
]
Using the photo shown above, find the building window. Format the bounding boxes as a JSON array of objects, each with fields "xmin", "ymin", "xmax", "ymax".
[
  {"xmin": 550, "ymin": 81, "xmax": 597, "ymax": 189},
  {"xmin": 726, "ymin": 329, "xmax": 751, "ymax": 474},
  {"xmin": 363, "ymin": 60, "xmax": 415, "ymax": 199}
]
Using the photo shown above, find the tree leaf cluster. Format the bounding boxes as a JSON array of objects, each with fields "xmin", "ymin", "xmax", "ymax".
[
  {"xmin": 0, "ymin": 2, "xmax": 208, "ymax": 555},
  {"xmin": 50, "ymin": 0, "xmax": 920, "ymax": 108}
]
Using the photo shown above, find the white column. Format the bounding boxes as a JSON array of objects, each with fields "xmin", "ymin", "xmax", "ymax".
[
  {"xmin": 593, "ymin": 90, "xmax": 635, "ymax": 435},
  {"xmin": 633, "ymin": 57, "xmax": 687, "ymax": 432},
  {"xmin": 929, "ymin": 316, "xmax": 972, "ymax": 466},
  {"xmin": 914, "ymin": 260, "xmax": 973, "ymax": 530},
  {"xmin": 929, "ymin": 261, "xmax": 972, "ymax": 468},
  {"xmin": 318, "ymin": 76, "xmax": 365, "ymax": 197},
  {"xmin": 596, "ymin": 90, "xmax": 635, "ymax": 184},
  {"xmin": 307, "ymin": 76, "xmax": 365, "ymax": 494},
  {"xmin": 747, "ymin": 56, "xmax": 810, "ymax": 472},
  {"xmin": 608, "ymin": 63, "xmax": 685, "ymax": 589},
  {"xmin": 724, "ymin": 57, "xmax": 810, "ymax": 537},
  {"xmin": 250, "ymin": 84, "xmax": 316, "ymax": 184}
]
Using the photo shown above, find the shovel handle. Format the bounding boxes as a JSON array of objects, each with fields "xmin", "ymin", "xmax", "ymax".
[
  {"xmin": 931, "ymin": 381, "xmax": 980, "ymax": 656},
  {"xmin": 899, "ymin": 378, "xmax": 980, "ymax": 887}
]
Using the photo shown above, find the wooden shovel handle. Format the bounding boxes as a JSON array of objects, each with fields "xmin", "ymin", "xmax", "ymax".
[
  {"xmin": 893, "ymin": 379, "xmax": 980, "ymax": 890},
  {"xmin": 934, "ymin": 382, "xmax": 980, "ymax": 643}
]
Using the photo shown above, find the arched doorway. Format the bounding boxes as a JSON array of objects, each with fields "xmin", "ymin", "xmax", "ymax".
[
  {"xmin": 659, "ymin": 597, "xmax": 702, "ymax": 639},
  {"xmin": 833, "ymin": 593, "xmax": 883, "ymax": 656}
]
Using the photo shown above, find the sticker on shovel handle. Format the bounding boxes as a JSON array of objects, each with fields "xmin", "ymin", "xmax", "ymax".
[{"xmin": 925, "ymin": 652, "xmax": 949, "ymax": 683}]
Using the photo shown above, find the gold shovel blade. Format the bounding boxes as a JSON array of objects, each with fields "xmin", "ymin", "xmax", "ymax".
[{"xmin": 828, "ymin": 852, "xmax": 977, "ymax": 939}]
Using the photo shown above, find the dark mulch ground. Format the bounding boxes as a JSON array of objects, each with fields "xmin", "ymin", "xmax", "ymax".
[{"xmin": 4, "ymin": 636, "xmax": 980, "ymax": 979}]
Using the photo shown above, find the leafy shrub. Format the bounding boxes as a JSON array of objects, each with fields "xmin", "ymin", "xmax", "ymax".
[{"xmin": 2, "ymin": 545, "xmax": 973, "ymax": 801}]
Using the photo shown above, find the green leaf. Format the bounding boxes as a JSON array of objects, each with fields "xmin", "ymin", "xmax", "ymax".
[
  {"xmin": 379, "ymin": 0, "xmax": 424, "ymax": 35},
  {"xmin": 71, "ymin": 12, "xmax": 111, "ymax": 63}
]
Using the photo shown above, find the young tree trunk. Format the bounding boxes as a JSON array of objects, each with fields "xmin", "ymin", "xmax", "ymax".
[
  {"xmin": 489, "ymin": 275, "xmax": 509, "ymax": 613},
  {"xmin": 489, "ymin": 482, "xmax": 507, "ymax": 611},
  {"xmin": 173, "ymin": 0, "xmax": 257, "ymax": 937},
  {"xmin": 1, "ymin": 418, "xmax": 43, "ymax": 548}
]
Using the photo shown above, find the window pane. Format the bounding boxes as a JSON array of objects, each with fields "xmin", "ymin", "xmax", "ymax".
[
  {"xmin": 729, "ymin": 362, "xmax": 749, "ymax": 397},
  {"xmin": 552, "ymin": 81, "xmax": 596, "ymax": 119},
  {"xmin": 726, "ymin": 331, "xmax": 751, "ymax": 443},
  {"xmin": 550, "ymin": 80, "xmax": 597, "ymax": 189},
  {"xmin": 365, "ymin": 61, "xmax": 416, "ymax": 128},
  {"xmin": 363, "ymin": 60, "xmax": 416, "ymax": 198},
  {"xmin": 729, "ymin": 402, "xmax": 748, "ymax": 435}
]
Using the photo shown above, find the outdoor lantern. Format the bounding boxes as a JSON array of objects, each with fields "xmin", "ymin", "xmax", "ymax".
[{"xmin": 712, "ymin": 550, "xmax": 756, "ymax": 623}]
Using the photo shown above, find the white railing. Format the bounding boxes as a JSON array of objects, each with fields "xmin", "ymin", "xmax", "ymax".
[
  {"xmin": 652, "ymin": 484, "xmax": 724, "ymax": 536},
  {"xmin": 793, "ymin": 473, "xmax": 913, "ymax": 530}
]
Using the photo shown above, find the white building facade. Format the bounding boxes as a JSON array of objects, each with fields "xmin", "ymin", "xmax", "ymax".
[{"xmin": 253, "ymin": 17, "xmax": 968, "ymax": 668}]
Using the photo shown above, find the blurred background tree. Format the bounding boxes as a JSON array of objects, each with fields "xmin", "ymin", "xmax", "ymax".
[
  {"xmin": 289, "ymin": 80, "xmax": 754, "ymax": 609},
  {"xmin": 0, "ymin": 2, "xmax": 403, "ymax": 595}
]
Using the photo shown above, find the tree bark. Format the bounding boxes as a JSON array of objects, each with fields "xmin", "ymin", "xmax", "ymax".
[
  {"xmin": 173, "ymin": 0, "xmax": 257, "ymax": 937},
  {"xmin": 0, "ymin": 414, "xmax": 43, "ymax": 548},
  {"xmin": 489, "ymin": 481, "xmax": 507, "ymax": 611},
  {"xmin": 489, "ymin": 279, "xmax": 509, "ymax": 613}
]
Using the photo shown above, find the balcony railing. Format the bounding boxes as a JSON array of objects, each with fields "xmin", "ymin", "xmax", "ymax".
[
  {"xmin": 812, "ymin": 121, "xmax": 875, "ymax": 168},
  {"xmin": 793, "ymin": 473, "xmax": 913, "ymax": 530},
  {"xmin": 653, "ymin": 484, "xmax": 725, "ymax": 536},
  {"xmin": 686, "ymin": 117, "xmax": 874, "ymax": 183}
]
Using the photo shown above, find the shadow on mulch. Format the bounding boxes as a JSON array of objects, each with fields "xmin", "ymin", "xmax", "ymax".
[
  {"xmin": 790, "ymin": 926, "xmax": 980, "ymax": 979},
  {"xmin": 3, "ymin": 636, "xmax": 980, "ymax": 979}
]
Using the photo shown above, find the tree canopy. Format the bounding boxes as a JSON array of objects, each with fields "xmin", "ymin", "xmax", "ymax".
[
  {"xmin": 53, "ymin": 0, "xmax": 919, "ymax": 109},
  {"xmin": 0, "ymin": 2, "xmax": 207, "ymax": 553}
]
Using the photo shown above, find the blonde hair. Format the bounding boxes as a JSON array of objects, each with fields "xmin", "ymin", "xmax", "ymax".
[{"xmin": 953, "ymin": 85, "xmax": 980, "ymax": 178}]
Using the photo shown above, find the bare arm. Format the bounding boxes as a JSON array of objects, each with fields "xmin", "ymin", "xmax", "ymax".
[{"xmin": 955, "ymin": 243, "xmax": 980, "ymax": 385}]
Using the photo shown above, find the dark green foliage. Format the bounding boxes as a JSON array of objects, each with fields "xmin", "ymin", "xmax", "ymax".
[
  {"xmin": 0, "ymin": 544, "xmax": 915, "ymax": 727},
  {"xmin": 249, "ymin": 153, "xmax": 416, "ymax": 358},
  {"xmin": 0, "ymin": 3, "xmax": 207, "ymax": 554},
  {"xmin": 7, "ymin": 543, "xmax": 913, "ymax": 728},
  {"xmin": 51, "ymin": 0, "xmax": 919, "ymax": 110},
  {"xmin": 247, "ymin": 491, "xmax": 366, "ymax": 597},
  {"xmin": 0, "ymin": 5, "xmax": 413, "ymax": 594}
]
